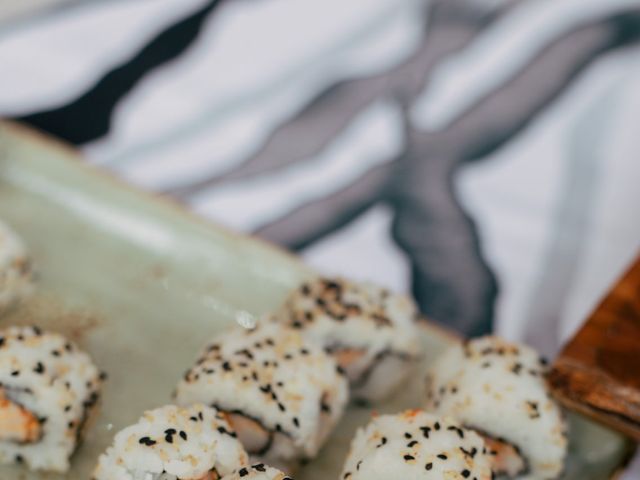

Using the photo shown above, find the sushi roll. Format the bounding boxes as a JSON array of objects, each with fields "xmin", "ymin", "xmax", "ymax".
[
  {"xmin": 0, "ymin": 325, "xmax": 104, "ymax": 472},
  {"xmin": 93, "ymin": 404, "xmax": 248, "ymax": 480},
  {"xmin": 425, "ymin": 336, "xmax": 568, "ymax": 479},
  {"xmin": 274, "ymin": 277, "xmax": 420, "ymax": 403},
  {"xmin": 174, "ymin": 322, "xmax": 349, "ymax": 471},
  {"xmin": 341, "ymin": 409, "xmax": 493, "ymax": 480},
  {"xmin": 220, "ymin": 463, "xmax": 293, "ymax": 480},
  {"xmin": 0, "ymin": 220, "xmax": 34, "ymax": 315}
]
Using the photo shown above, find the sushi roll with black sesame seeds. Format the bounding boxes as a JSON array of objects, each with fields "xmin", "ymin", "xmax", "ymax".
[
  {"xmin": 274, "ymin": 277, "xmax": 420, "ymax": 403},
  {"xmin": 94, "ymin": 404, "xmax": 248, "ymax": 480},
  {"xmin": 341, "ymin": 409, "xmax": 493, "ymax": 480},
  {"xmin": 174, "ymin": 322, "xmax": 349, "ymax": 472},
  {"xmin": 0, "ymin": 325, "xmax": 104, "ymax": 472},
  {"xmin": 220, "ymin": 463, "xmax": 293, "ymax": 480},
  {"xmin": 425, "ymin": 336, "xmax": 568, "ymax": 479},
  {"xmin": 0, "ymin": 220, "xmax": 34, "ymax": 315}
]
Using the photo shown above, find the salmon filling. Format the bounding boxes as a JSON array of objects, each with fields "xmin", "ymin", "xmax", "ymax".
[
  {"xmin": 332, "ymin": 348, "xmax": 366, "ymax": 376},
  {"xmin": 226, "ymin": 412, "xmax": 272, "ymax": 455},
  {"xmin": 481, "ymin": 434, "xmax": 526, "ymax": 477},
  {"xmin": 199, "ymin": 471, "xmax": 220, "ymax": 480},
  {"xmin": 0, "ymin": 389, "xmax": 41, "ymax": 444}
]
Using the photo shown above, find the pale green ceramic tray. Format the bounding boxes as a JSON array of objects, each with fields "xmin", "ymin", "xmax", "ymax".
[{"xmin": 0, "ymin": 122, "xmax": 631, "ymax": 479}]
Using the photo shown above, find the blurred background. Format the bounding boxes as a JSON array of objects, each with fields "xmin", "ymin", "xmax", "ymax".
[{"xmin": 0, "ymin": 0, "xmax": 639, "ymax": 473}]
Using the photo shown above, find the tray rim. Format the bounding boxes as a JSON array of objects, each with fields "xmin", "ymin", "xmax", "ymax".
[
  {"xmin": 0, "ymin": 120, "xmax": 635, "ymax": 479},
  {"xmin": 0, "ymin": 120, "xmax": 307, "ymax": 270}
]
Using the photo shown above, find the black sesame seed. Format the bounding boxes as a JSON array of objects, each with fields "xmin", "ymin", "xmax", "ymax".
[
  {"xmin": 437, "ymin": 454, "xmax": 448, "ymax": 460},
  {"xmin": 139, "ymin": 436, "xmax": 156, "ymax": 446},
  {"xmin": 259, "ymin": 384, "xmax": 271, "ymax": 393},
  {"xmin": 179, "ymin": 431, "xmax": 187, "ymax": 440},
  {"xmin": 425, "ymin": 463, "xmax": 433, "ymax": 470},
  {"xmin": 235, "ymin": 349, "xmax": 254, "ymax": 360},
  {"xmin": 403, "ymin": 455, "xmax": 415, "ymax": 461}
]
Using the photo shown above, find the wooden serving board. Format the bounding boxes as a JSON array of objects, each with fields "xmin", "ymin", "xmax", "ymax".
[{"xmin": 550, "ymin": 255, "xmax": 640, "ymax": 441}]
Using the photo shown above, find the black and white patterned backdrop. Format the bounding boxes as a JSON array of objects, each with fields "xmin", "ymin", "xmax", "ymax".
[{"xmin": 1, "ymin": 2, "xmax": 639, "ymax": 471}]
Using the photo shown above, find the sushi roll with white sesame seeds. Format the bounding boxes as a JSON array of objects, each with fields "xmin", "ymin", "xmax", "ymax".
[
  {"xmin": 93, "ymin": 404, "xmax": 248, "ymax": 480},
  {"xmin": 425, "ymin": 336, "xmax": 568, "ymax": 479},
  {"xmin": 0, "ymin": 325, "xmax": 105, "ymax": 472},
  {"xmin": 274, "ymin": 277, "xmax": 420, "ymax": 403},
  {"xmin": 341, "ymin": 409, "xmax": 493, "ymax": 480},
  {"xmin": 221, "ymin": 463, "xmax": 293, "ymax": 480},
  {"xmin": 0, "ymin": 220, "xmax": 34, "ymax": 315},
  {"xmin": 174, "ymin": 322, "xmax": 349, "ymax": 472}
]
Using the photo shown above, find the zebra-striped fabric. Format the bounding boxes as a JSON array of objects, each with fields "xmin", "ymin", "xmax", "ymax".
[{"xmin": 1, "ymin": 0, "xmax": 639, "ymax": 372}]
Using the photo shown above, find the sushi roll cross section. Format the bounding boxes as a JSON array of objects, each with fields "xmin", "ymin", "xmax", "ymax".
[
  {"xmin": 0, "ymin": 325, "xmax": 104, "ymax": 472},
  {"xmin": 0, "ymin": 220, "xmax": 34, "ymax": 315},
  {"xmin": 175, "ymin": 322, "xmax": 349, "ymax": 471},
  {"xmin": 94, "ymin": 404, "xmax": 248, "ymax": 480},
  {"xmin": 341, "ymin": 409, "xmax": 493, "ymax": 480},
  {"xmin": 220, "ymin": 463, "xmax": 293, "ymax": 480},
  {"xmin": 425, "ymin": 336, "xmax": 568, "ymax": 479},
  {"xmin": 275, "ymin": 277, "xmax": 420, "ymax": 403}
]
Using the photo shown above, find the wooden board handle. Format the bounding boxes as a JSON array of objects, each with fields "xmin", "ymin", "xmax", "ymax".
[{"xmin": 549, "ymin": 254, "xmax": 640, "ymax": 441}]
